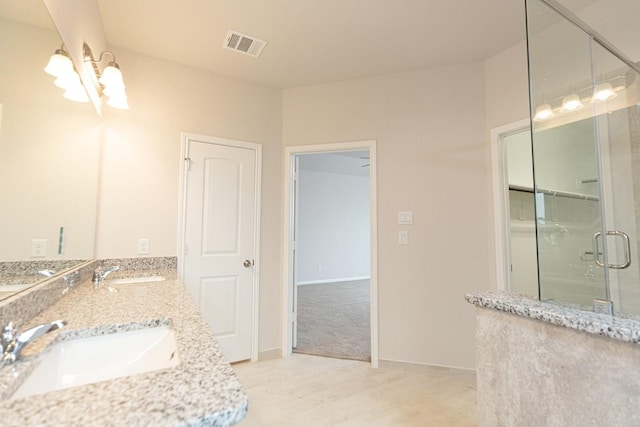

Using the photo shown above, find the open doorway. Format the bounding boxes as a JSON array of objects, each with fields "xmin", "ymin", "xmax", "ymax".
[
  {"xmin": 282, "ymin": 141, "xmax": 379, "ymax": 367},
  {"xmin": 490, "ymin": 120, "xmax": 539, "ymax": 297},
  {"xmin": 293, "ymin": 151, "xmax": 371, "ymax": 361}
]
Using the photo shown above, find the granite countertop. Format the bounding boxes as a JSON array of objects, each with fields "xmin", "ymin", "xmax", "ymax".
[
  {"xmin": 466, "ymin": 290, "xmax": 640, "ymax": 345},
  {"xmin": 0, "ymin": 272, "xmax": 248, "ymax": 426}
]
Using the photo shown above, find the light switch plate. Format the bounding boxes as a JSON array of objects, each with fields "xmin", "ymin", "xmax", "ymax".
[
  {"xmin": 593, "ymin": 299, "xmax": 613, "ymax": 315},
  {"xmin": 398, "ymin": 211, "xmax": 413, "ymax": 225},
  {"xmin": 398, "ymin": 231, "xmax": 409, "ymax": 245}
]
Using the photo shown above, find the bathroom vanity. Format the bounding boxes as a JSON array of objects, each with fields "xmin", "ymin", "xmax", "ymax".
[
  {"xmin": 0, "ymin": 259, "xmax": 247, "ymax": 426},
  {"xmin": 467, "ymin": 291, "xmax": 640, "ymax": 426}
]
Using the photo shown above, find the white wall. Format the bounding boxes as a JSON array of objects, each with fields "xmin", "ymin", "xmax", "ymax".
[
  {"xmin": 506, "ymin": 129, "xmax": 534, "ymax": 189},
  {"xmin": 95, "ymin": 49, "xmax": 283, "ymax": 354},
  {"xmin": 283, "ymin": 64, "xmax": 492, "ymax": 369},
  {"xmin": 559, "ymin": 0, "xmax": 640, "ymax": 63},
  {"xmin": 296, "ymin": 155, "xmax": 370, "ymax": 283},
  {"xmin": 484, "ymin": 40, "xmax": 530, "ymax": 131}
]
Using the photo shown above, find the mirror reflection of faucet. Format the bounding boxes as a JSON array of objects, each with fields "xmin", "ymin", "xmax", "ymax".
[
  {"xmin": 37, "ymin": 269, "xmax": 56, "ymax": 277},
  {"xmin": 62, "ymin": 271, "xmax": 81, "ymax": 294}
]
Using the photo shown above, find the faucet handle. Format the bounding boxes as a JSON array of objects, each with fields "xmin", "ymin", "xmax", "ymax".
[
  {"xmin": 1, "ymin": 322, "xmax": 16, "ymax": 353},
  {"xmin": 92, "ymin": 267, "xmax": 104, "ymax": 283},
  {"xmin": 3, "ymin": 322, "xmax": 16, "ymax": 341}
]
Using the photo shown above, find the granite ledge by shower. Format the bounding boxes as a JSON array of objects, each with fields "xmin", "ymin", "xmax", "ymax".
[
  {"xmin": 466, "ymin": 290, "xmax": 640, "ymax": 344},
  {"xmin": 0, "ymin": 273, "xmax": 247, "ymax": 426}
]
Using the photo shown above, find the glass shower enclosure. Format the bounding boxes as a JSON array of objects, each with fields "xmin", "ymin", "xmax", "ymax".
[{"xmin": 526, "ymin": 0, "xmax": 640, "ymax": 316}]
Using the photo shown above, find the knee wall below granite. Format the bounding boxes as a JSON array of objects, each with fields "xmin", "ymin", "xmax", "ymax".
[{"xmin": 475, "ymin": 307, "xmax": 640, "ymax": 426}]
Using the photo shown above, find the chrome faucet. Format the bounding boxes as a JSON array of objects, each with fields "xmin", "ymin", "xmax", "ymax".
[
  {"xmin": 92, "ymin": 266, "xmax": 120, "ymax": 286},
  {"xmin": 37, "ymin": 269, "xmax": 56, "ymax": 277},
  {"xmin": 1, "ymin": 320, "xmax": 67, "ymax": 365}
]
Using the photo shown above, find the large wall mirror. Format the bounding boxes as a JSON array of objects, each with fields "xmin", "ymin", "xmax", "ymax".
[{"xmin": 0, "ymin": 0, "xmax": 100, "ymax": 300}]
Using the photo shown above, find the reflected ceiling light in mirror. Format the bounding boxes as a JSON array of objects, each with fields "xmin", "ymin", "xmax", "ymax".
[
  {"xmin": 83, "ymin": 44, "xmax": 129, "ymax": 110},
  {"xmin": 533, "ymin": 104, "xmax": 555, "ymax": 121},
  {"xmin": 591, "ymin": 82, "xmax": 617, "ymax": 103},
  {"xmin": 44, "ymin": 45, "xmax": 89, "ymax": 103},
  {"xmin": 561, "ymin": 93, "xmax": 583, "ymax": 112},
  {"xmin": 63, "ymin": 83, "xmax": 92, "ymax": 103}
]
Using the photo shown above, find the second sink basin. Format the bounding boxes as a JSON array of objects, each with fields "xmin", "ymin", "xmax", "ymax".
[{"xmin": 12, "ymin": 325, "xmax": 180, "ymax": 399}]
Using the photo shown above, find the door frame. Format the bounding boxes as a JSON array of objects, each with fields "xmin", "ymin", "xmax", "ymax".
[
  {"xmin": 281, "ymin": 140, "xmax": 379, "ymax": 368},
  {"xmin": 490, "ymin": 119, "xmax": 531, "ymax": 292},
  {"xmin": 177, "ymin": 132, "xmax": 262, "ymax": 362}
]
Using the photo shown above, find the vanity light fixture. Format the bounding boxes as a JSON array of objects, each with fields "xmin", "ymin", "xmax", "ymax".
[
  {"xmin": 591, "ymin": 82, "xmax": 617, "ymax": 103},
  {"xmin": 533, "ymin": 103, "xmax": 555, "ymax": 121},
  {"xmin": 561, "ymin": 93, "xmax": 584, "ymax": 112},
  {"xmin": 44, "ymin": 45, "xmax": 89, "ymax": 103},
  {"xmin": 533, "ymin": 77, "xmax": 625, "ymax": 122},
  {"xmin": 83, "ymin": 43, "xmax": 129, "ymax": 110}
]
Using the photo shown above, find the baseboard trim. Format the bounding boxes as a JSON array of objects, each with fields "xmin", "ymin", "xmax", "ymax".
[
  {"xmin": 378, "ymin": 358, "xmax": 476, "ymax": 375},
  {"xmin": 258, "ymin": 348, "xmax": 282, "ymax": 361},
  {"xmin": 296, "ymin": 276, "xmax": 370, "ymax": 286}
]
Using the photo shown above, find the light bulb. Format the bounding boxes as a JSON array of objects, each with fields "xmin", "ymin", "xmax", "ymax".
[
  {"xmin": 99, "ymin": 64, "xmax": 125, "ymax": 89},
  {"xmin": 63, "ymin": 84, "xmax": 90, "ymax": 103},
  {"xmin": 591, "ymin": 82, "xmax": 617, "ymax": 102},
  {"xmin": 102, "ymin": 84, "xmax": 126, "ymax": 99},
  {"xmin": 106, "ymin": 94, "xmax": 129, "ymax": 110},
  {"xmin": 534, "ymin": 104, "xmax": 555, "ymax": 121},
  {"xmin": 54, "ymin": 72, "xmax": 82, "ymax": 90},
  {"xmin": 561, "ymin": 94, "xmax": 583, "ymax": 111},
  {"xmin": 44, "ymin": 50, "xmax": 73, "ymax": 77}
]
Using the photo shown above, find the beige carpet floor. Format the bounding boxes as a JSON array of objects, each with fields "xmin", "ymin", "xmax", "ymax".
[{"xmin": 294, "ymin": 280, "xmax": 371, "ymax": 362}]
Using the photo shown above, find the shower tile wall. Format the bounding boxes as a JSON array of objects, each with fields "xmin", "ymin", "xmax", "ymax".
[
  {"xmin": 626, "ymin": 68, "xmax": 640, "ymax": 314},
  {"xmin": 508, "ymin": 190, "xmax": 538, "ymax": 297},
  {"xmin": 537, "ymin": 195, "xmax": 604, "ymax": 306}
]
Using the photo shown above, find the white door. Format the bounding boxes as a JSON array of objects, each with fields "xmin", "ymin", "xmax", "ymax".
[{"xmin": 183, "ymin": 137, "xmax": 259, "ymax": 363}]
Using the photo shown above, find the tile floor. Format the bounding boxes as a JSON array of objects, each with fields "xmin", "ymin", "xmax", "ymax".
[{"xmin": 232, "ymin": 354, "xmax": 477, "ymax": 426}]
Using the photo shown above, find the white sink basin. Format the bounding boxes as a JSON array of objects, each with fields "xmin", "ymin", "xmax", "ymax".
[
  {"xmin": 12, "ymin": 325, "xmax": 179, "ymax": 399},
  {"xmin": 108, "ymin": 276, "xmax": 166, "ymax": 285}
]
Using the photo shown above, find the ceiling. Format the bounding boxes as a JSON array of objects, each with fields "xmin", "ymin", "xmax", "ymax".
[
  {"xmin": 96, "ymin": 0, "xmax": 528, "ymax": 89},
  {"xmin": 1, "ymin": 0, "xmax": 613, "ymax": 90},
  {"xmin": 0, "ymin": 0, "xmax": 527, "ymax": 89},
  {"xmin": 299, "ymin": 151, "xmax": 370, "ymax": 177}
]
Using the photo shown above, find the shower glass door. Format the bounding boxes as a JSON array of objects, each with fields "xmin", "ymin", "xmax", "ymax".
[{"xmin": 526, "ymin": 0, "xmax": 640, "ymax": 316}]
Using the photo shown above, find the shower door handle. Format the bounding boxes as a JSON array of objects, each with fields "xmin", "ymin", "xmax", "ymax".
[{"xmin": 592, "ymin": 230, "xmax": 631, "ymax": 269}]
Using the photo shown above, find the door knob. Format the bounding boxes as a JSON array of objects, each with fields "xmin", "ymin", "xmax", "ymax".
[{"xmin": 243, "ymin": 259, "xmax": 253, "ymax": 268}]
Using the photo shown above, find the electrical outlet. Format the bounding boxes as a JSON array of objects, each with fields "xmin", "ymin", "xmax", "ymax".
[
  {"xmin": 137, "ymin": 238, "xmax": 150, "ymax": 255},
  {"xmin": 31, "ymin": 239, "xmax": 47, "ymax": 257}
]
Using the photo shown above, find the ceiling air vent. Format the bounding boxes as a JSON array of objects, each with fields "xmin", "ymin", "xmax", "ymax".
[{"xmin": 224, "ymin": 30, "xmax": 267, "ymax": 58}]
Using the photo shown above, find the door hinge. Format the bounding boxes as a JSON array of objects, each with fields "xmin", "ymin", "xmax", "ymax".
[
  {"xmin": 183, "ymin": 244, "xmax": 188, "ymax": 255},
  {"xmin": 184, "ymin": 157, "xmax": 191, "ymax": 171}
]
